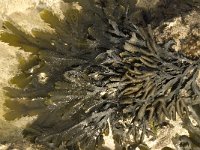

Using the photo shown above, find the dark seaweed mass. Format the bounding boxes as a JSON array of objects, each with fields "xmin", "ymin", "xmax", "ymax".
[{"xmin": 1, "ymin": 0, "xmax": 200, "ymax": 149}]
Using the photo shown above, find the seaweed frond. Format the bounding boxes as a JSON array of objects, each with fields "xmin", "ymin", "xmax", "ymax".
[{"xmin": 1, "ymin": 0, "xmax": 200, "ymax": 149}]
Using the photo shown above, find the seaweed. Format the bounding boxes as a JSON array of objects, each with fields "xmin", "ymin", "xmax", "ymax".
[{"xmin": 1, "ymin": 0, "xmax": 200, "ymax": 149}]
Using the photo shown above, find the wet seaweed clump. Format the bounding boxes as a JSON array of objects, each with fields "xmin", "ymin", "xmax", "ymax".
[{"xmin": 1, "ymin": 0, "xmax": 200, "ymax": 149}]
